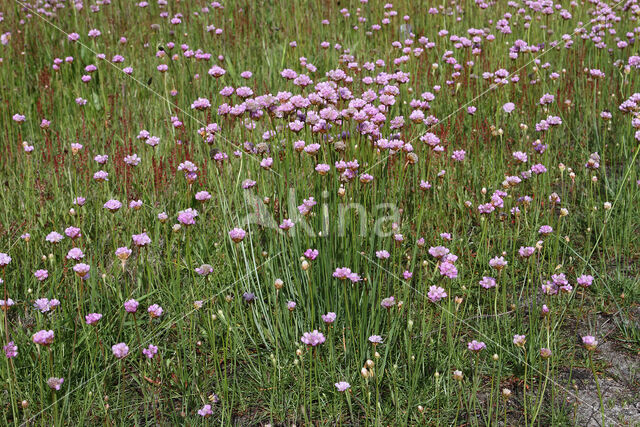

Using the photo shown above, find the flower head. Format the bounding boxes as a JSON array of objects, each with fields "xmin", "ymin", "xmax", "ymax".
[
  {"xmin": 45, "ymin": 232, "xmax": 64, "ymax": 244},
  {"xmin": 0, "ymin": 253, "xmax": 12, "ymax": 267},
  {"xmin": 381, "ymin": 296, "xmax": 396, "ymax": 309},
  {"xmin": 540, "ymin": 348, "xmax": 552, "ymax": 359},
  {"xmin": 143, "ymin": 344, "xmax": 158, "ymax": 359},
  {"xmin": 34, "ymin": 269, "xmax": 49, "ymax": 281},
  {"xmin": 301, "ymin": 330, "xmax": 326, "ymax": 346},
  {"xmin": 104, "ymin": 199, "xmax": 122, "ymax": 212},
  {"xmin": 112, "ymin": 342, "xmax": 129, "ymax": 359},
  {"xmin": 116, "ymin": 247, "xmax": 132, "ymax": 261},
  {"xmin": 322, "ymin": 312, "xmax": 336, "ymax": 324},
  {"xmin": 85, "ymin": 313, "xmax": 103, "ymax": 325},
  {"xmin": 198, "ymin": 404, "xmax": 213, "ymax": 417},
  {"xmin": 229, "ymin": 228, "xmax": 246, "ymax": 243},
  {"xmin": 3, "ymin": 341, "xmax": 18, "ymax": 358},
  {"xmin": 427, "ymin": 285, "xmax": 447, "ymax": 303},
  {"xmin": 147, "ymin": 304, "xmax": 164, "ymax": 318},
  {"xmin": 72, "ymin": 263, "xmax": 91, "ymax": 278},
  {"xmin": 47, "ymin": 377, "xmax": 64, "ymax": 390},
  {"xmin": 32, "ymin": 330, "xmax": 54, "ymax": 345},
  {"xmin": 177, "ymin": 208, "xmax": 198, "ymax": 226},
  {"xmin": 479, "ymin": 276, "xmax": 496, "ymax": 289},
  {"xmin": 467, "ymin": 340, "xmax": 486, "ymax": 353},
  {"xmin": 124, "ymin": 299, "xmax": 139, "ymax": 313},
  {"xmin": 513, "ymin": 334, "xmax": 526, "ymax": 348},
  {"xmin": 503, "ymin": 102, "xmax": 516, "ymax": 113},
  {"xmin": 368, "ymin": 335, "xmax": 383, "ymax": 345},
  {"xmin": 489, "ymin": 256, "xmax": 508, "ymax": 270},
  {"xmin": 195, "ymin": 264, "xmax": 214, "ymax": 276},
  {"xmin": 577, "ymin": 275, "xmax": 594, "ymax": 287},
  {"xmin": 582, "ymin": 335, "xmax": 598, "ymax": 351},
  {"xmin": 0, "ymin": 298, "xmax": 15, "ymax": 310},
  {"xmin": 132, "ymin": 232, "xmax": 151, "ymax": 247},
  {"xmin": 335, "ymin": 381, "xmax": 351, "ymax": 392}
]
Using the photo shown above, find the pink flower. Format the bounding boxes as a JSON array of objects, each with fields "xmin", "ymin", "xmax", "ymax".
[
  {"xmin": 229, "ymin": 228, "xmax": 246, "ymax": 243},
  {"xmin": 85, "ymin": 313, "xmax": 102, "ymax": 325},
  {"xmin": 146, "ymin": 136, "xmax": 160, "ymax": 147},
  {"xmin": 198, "ymin": 404, "xmax": 213, "ymax": 417},
  {"xmin": 538, "ymin": 225, "xmax": 553, "ymax": 235},
  {"xmin": 34, "ymin": 269, "xmax": 49, "ymax": 281},
  {"xmin": 479, "ymin": 276, "xmax": 496, "ymax": 289},
  {"xmin": 34, "ymin": 298, "xmax": 57, "ymax": 313},
  {"xmin": 427, "ymin": 285, "xmax": 447, "ymax": 302},
  {"xmin": 32, "ymin": 330, "xmax": 54, "ymax": 345},
  {"xmin": 124, "ymin": 299, "xmax": 139, "ymax": 313},
  {"xmin": 195, "ymin": 264, "xmax": 213, "ymax": 276},
  {"xmin": 104, "ymin": 199, "xmax": 122, "ymax": 212},
  {"xmin": 376, "ymin": 250, "xmax": 390, "ymax": 259},
  {"xmin": 368, "ymin": 335, "xmax": 383, "ymax": 345},
  {"xmin": 303, "ymin": 249, "xmax": 319, "ymax": 260},
  {"xmin": 191, "ymin": 97, "xmax": 211, "ymax": 110},
  {"xmin": 518, "ymin": 246, "xmax": 535, "ymax": 258},
  {"xmin": 301, "ymin": 330, "xmax": 326, "ymax": 346},
  {"xmin": 177, "ymin": 208, "xmax": 198, "ymax": 226},
  {"xmin": 45, "ymin": 232, "xmax": 64, "ymax": 243},
  {"xmin": 147, "ymin": 304, "xmax": 163, "ymax": 318},
  {"xmin": 279, "ymin": 219, "xmax": 294, "ymax": 230},
  {"xmin": 332, "ymin": 267, "xmax": 361, "ymax": 282},
  {"xmin": 489, "ymin": 256, "xmax": 508, "ymax": 270},
  {"xmin": 195, "ymin": 191, "xmax": 211, "ymax": 202},
  {"xmin": 66, "ymin": 247, "xmax": 84, "ymax": 260},
  {"xmin": 428, "ymin": 246, "xmax": 449, "ymax": 258},
  {"xmin": 577, "ymin": 275, "xmax": 594, "ymax": 287},
  {"xmin": 439, "ymin": 262, "xmax": 458, "ymax": 279},
  {"xmin": 115, "ymin": 247, "xmax": 132, "ymax": 261},
  {"xmin": 112, "ymin": 342, "xmax": 129, "ymax": 359},
  {"xmin": 322, "ymin": 312, "xmax": 336, "ymax": 324},
  {"xmin": 3, "ymin": 341, "xmax": 18, "ymax": 358},
  {"xmin": 467, "ymin": 340, "xmax": 486, "ymax": 352},
  {"xmin": 93, "ymin": 170, "xmax": 108, "ymax": 181},
  {"xmin": 0, "ymin": 298, "xmax": 15, "ymax": 310},
  {"xmin": 335, "ymin": 381, "xmax": 350, "ymax": 391},
  {"xmin": 47, "ymin": 377, "xmax": 64, "ymax": 390},
  {"xmin": 451, "ymin": 150, "xmax": 466, "ymax": 161},
  {"xmin": 72, "ymin": 263, "xmax": 91, "ymax": 278},
  {"xmin": 381, "ymin": 296, "xmax": 396, "ymax": 308},
  {"xmin": 513, "ymin": 334, "xmax": 526, "ymax": 347},
  {"xmin": 142, "ymin": 344, "xmax": 158, "ymax": 359},
  {"xmin": 132, "ymin": 232, "xmax": 151, "ymax": 247},
  {"xmin": 502, "ymin": 102, "xmax": 515, "ymax": 113},
  {"xmin": 582, "ymin": 336, "xmax": 598, "ymax": 351}
]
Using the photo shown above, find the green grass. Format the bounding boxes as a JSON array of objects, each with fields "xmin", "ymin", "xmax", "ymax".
[{"xmin": 0, "ymin": 0, "xmax": 639, "ymax": 424}]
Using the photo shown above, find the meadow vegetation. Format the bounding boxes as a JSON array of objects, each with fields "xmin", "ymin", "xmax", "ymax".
[{"xmin": 1, "ymin": 0, "xmax": 640, "ymax": 424}]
